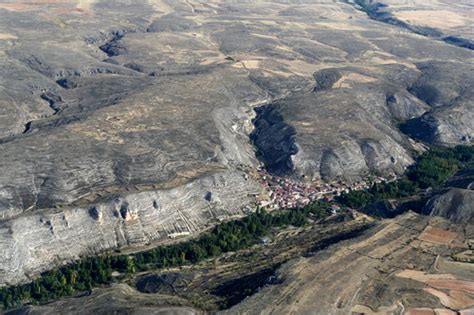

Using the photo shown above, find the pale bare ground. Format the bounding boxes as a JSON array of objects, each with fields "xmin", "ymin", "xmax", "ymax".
[
  {"xmin": 434, "ymin": 310, "xmax": 458, "ymax": 315},
  {"xmin": 65, "ymin": 98, "xmax": 192, "ymax": 145},
  {"xmin": 147, "ymin": 0, "xmax": 174, "ymax": 17},
  {"xmin": 0, "ymin": 0, "xmax": 65, "ymax": 4},
  {"xmin": 190, "ymin": 1, "xmax": 218, "ymax": 14},
  {"xmin": 0, "ymin": 0, "xmax": 94, "ymax": 15},
  {"xmin": 227, "ymin": 213, "xmax": 421, "ymax": 314},
  {"xmin": 316, "ymin": 5, "xmax": 357, "ymax": 21},
  {"xmin": 405, "ymin": 309, "xmax": 457, "ymax": 315},
  {"xmin": 233, "ymin": 60, "xmax": 261, "ymax": 70},
  {"xmin": 0, "ymin": 3, "xmax": 34, "ymax": 11},
  {"xmin": 460, "ymin": 308, "xmax": 474, "ymax": 315},
  {"xmin": 397, "ymin": 269, "xmax": 457, "ymax": 282},
  {"xmin": 0, "ymin": 0, "xmax": 66, "ymax": 11},
  {"xmin": 351, "ymin": 213, "xmax": 418, "ymax": 251},
  {"xmin": 405, "ymin": 307, "xmax": 456, "ymax": 315},
  {"xmin": 428, "ymin": 279, "xmax": 474, "ymax": 294},
  {"xmin": 360, "ymin": 51, "xmax": 418, "ymax": 69},
  {"xmin": 278, "ymin": 59, "xmax": 322, "ymax": 78},
  {"xmin": 67, "ymin": 103, "xmax": 158, "ymax": 144},
  {"xmin": 189, "ymin": 32, "xmax": 228, "ymax": 66},
  {"xmin": 424, "ymin": 288, "xmax": 474, "ymax": 310},
  {"xmin": 397, "ymin": 270, "xmax": 474, "ymax": 310},
  {"xmin": 404, "ymin": 308, "xmax": 435, "ymax": 315},
  {"xmin": 418, "ymin": 226, "xmax": 460, "ymax": 246},
  {"xmin": 251, "ymin": 33, "xmax": 279, "ymax": 41},
  {"xmin": 379, "ymin": 0, "xmax": 474, "ymax": 40},
  {"xmin": 333, "ymin": 73, "xmax": 377, "ymax": 88},
  {"xmin": 393, "ymin": 10, "xmax": 469, "ymax": 29},
  {"xmin": 350, "ymin": 303, "xmax": 398, "ymax": 314},
  {"xmin": 231, "ymin": 56, "xmax": 320, "ymax": 78},
  {"xmin": 0, "ymin": 33, "xmax": 17, "ymax": 40},
  {"xmin": 228, "ymin": 212, "xmax": 474, "ymax": 314},
  {"xmin": 366, "ymin": 232, "xmax": 413, "ymax": 259},
  {"xmin": 33, "ymin": 0, "xmax": 409, "ymax": 82},
  {"xmin": 75, "ymin": 0, "xmax": 95, "ymax": 14}
]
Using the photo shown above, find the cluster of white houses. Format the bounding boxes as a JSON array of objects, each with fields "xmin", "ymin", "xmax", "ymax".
[{"xmin": 255, "ymin": 167, "xmax": 397, "ymax": 210}]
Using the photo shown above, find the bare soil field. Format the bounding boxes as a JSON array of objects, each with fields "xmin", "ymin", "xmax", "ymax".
[
  {"xmin": 225, "ymin": 212, "xmax": 474, "ymax": 314},
  {"xmin": 418, "ymin": 226, "xmax": 460, "ymax": 246}
]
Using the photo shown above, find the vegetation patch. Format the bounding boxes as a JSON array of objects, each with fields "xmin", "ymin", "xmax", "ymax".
[{"xmin": 337, "ymin": 145, "xmax": 474, "ymax": 211}]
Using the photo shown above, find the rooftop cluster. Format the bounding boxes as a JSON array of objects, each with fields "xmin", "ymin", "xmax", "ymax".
[{"xmin": 255, "ymin": 167, "xmax": 397, "ymax": 210}]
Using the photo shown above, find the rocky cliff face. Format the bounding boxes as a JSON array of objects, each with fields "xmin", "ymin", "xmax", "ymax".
[
  {"xmin": 423, "ymin": 166, "xmax": 474, "ymax": 224},
  {"xmin": 401, "ymin": 61, "xmax": 474, "ymax": 145},
  {"xmin": 424, "ymin": 188, "xmax": 474, "ymax": 224},
  {"xmin": 0, "ymin": 171, "xmax": 260, "ymax": 285}
]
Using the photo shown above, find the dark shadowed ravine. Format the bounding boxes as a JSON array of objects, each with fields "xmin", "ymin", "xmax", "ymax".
[
  {"xmin": 250, "ymin": 104, "xmax": 298, "ymax": 175},
  {"xmin": 351, "ymin": 0, "xmax": 474, "ymax": 51}
]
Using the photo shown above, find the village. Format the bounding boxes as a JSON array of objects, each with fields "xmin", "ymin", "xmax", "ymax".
[{"xmin": 253, "ymin": 166, "xmax": 398, "ymax": 210}]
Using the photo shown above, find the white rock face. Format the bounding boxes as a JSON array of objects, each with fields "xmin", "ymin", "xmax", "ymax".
[{"xmin": 0, "ymin": 171, "xmax": 261, "ymax": 286}]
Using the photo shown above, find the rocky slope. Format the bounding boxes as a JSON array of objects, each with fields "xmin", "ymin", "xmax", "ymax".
[
  {"xmin": 423, "ymin": 166, "xmax": 474, "ymax": 224},
  {"xmin": 11, "ymin": 209, "xmax": 473, "ymax": 314},
  {"xmin": 0, "ymin": 171, "xmax": 261, "ymax": 285},
  {"xmin": 7, "ymin": 283, "xmax": 199, "ymax": 315},
  {"xmin": 225, "ymin": 212, "xmax": 474, "ymax": 314},
  {"xmin": 0, "ymin": 0, "xmax": 472, "ymax": 286},
  {"xmin": 425, "ymin": 188, "xmax": 474, "ymax": 224},
  {"xmin": 401, "ymin": 61, "xmax": 474, "ymax": 145}
]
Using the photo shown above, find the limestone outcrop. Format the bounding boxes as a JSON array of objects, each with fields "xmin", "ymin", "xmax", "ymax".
[{"xmin": 0, "ymin": 171, "xmax": 260, "ymax": 285}]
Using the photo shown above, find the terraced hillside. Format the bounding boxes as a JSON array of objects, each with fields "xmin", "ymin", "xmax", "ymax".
[{"xmin": 226, "ymin": 212, "xmax": 474, "ymax": 315}]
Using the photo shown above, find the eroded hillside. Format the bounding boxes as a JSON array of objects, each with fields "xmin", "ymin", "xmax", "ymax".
[{"xmin": 0, "ymin": 0, "xmax": 472, "ymax": 292}]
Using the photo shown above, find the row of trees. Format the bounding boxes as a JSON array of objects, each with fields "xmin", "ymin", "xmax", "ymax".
[
  {"xmin": 0, "ymin": 202, "xmax": 332, "ymax": 309},
  {"xmin": 337, "ymin": 145, "xmax": 474, "ymax": 209}
]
